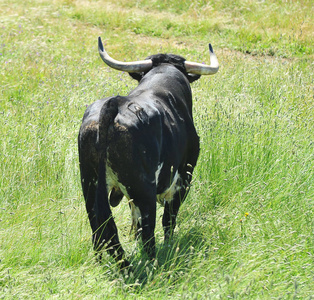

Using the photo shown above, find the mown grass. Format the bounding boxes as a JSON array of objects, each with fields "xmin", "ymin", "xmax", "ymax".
[
  {"xmin": 65, "ymin": 0, "xmax": 314, "ymax": 57},
  {"xmin": 0, "ymin": 0, "xmax": 313, "ymax": 298}
]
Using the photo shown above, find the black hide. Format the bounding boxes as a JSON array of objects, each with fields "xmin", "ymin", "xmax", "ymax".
[{"xmin": 78, "ymin": 54, "xmax": 200, "ymax": 269}]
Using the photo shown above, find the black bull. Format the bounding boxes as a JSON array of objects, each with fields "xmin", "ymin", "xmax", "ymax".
[{"xmin": 78, "ymin": 37, "xmax": 219, "ymax": 268}]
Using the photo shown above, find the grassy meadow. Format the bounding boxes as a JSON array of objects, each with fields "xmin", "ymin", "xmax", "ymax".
[{"xmin": 0, "ymin": 0, "xmax": 313, "ymax": 298}]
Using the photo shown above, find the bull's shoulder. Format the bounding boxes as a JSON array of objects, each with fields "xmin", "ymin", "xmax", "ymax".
[{"xmin": 113, "ymin": 96, "xmax": 162, "ymax": 129}]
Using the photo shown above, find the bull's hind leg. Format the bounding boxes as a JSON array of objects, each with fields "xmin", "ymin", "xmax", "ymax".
[
  {"xmin": 130, "ymin": 188, "xmax": 157, "ymax": 259},
  {"xmin": 78, "ymin": 148, "xmax": 100, "ymax": 247},
  {"xmin": 140, "ymin": 198, "xmax": 157, "ymax": 258},
  {"xmin": 94, "ymin": 161, "xmax": 129, "ymax": 269},
  {"xmin": 80, "ymin": 167, "xmax": 98, "ymax": 245}
]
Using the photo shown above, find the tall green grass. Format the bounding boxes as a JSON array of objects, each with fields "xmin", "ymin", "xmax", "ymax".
[{"xmin": 0, "ymin": 0, "xmax": 313, "ymax": 298}]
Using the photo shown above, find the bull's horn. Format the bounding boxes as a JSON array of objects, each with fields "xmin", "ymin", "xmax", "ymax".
[
  {"xmin": 98, "ymin": 37, "xmax": 153, "ymax": 73},
  {"xmin": 184, "ymin": 44, "xmax": 219, "ymax": 75}
]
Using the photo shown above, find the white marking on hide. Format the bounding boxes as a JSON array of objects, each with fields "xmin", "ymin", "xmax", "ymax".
[
  {"xmin": 106, "ymin": 163, "xmax": 130, "ymax": 199},
  {"xmin": 129, "ymin": 200, "xmax": 142, "ymax": 233},
  {"xmin": 155, "ymin": 162, "xmax": 164, "ymax": 185},
  {"xmin": 157, "ymin": 171, "xmax": 181, "ymax": 205}
]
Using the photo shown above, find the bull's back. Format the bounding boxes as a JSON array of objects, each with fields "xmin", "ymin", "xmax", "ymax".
[{"xmin": 104, "ymin": 97, "xmax": 163, "ymax": 189}]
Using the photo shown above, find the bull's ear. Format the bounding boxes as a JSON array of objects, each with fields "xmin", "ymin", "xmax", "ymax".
[
  {"xmin": 128, "ymin": 72, "xmax": 144, "ymax": 82},
  {"xmin": 187, "ymin": 74, "xmax": 201, "ymax": 83}
]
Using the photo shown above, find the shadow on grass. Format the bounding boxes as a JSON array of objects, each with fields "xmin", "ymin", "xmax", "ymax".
[{"xmin": 105, "ymin": 226, "xmax": 207, "ymax": 291}]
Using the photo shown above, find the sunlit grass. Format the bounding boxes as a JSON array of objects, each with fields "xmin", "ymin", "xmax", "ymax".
[
  {"xmin": 0, "ymin": 0, "xmax": 313, "ymax": 298},
  {"xmin": 61, "ymin": 0, "xmax": 313, "ymax": 57}
]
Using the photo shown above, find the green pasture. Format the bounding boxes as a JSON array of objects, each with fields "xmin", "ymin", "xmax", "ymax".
[{"xmin": 0, "ymin": 0, "xmax": 313, "ymax": 298}]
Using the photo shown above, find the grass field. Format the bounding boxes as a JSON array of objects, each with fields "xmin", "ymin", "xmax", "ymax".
[{"xmin": 0, "ymin": 0, "xmax": 313, "ymax": 298}]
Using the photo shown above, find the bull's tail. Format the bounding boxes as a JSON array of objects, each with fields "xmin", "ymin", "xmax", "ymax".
[
  {"xmin": 97, "ymin": 97, "xmax": 119, "ymax": 153},
  {"xmin": 94, "ymin": 97, "xmax": 119, "ymax": 240},
  {"xmin": 94, "ymin": 97, "xmax": 129, "ymax": 268}
]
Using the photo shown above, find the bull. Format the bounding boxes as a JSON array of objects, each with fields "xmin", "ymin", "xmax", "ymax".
[{"xmin": 78, "ymin": 37, "xmax": 219, "ymax": 269}]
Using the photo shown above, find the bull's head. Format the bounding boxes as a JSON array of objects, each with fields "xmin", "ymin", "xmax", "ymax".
[{"xmin": 98, "ymin": 37, "xmax": 219, "ymax": 80}]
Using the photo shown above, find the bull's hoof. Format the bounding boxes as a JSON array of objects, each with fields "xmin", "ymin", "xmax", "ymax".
[{"xmin": 118, "ymin": 258, "xmax": 131, "ymax": 272}]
